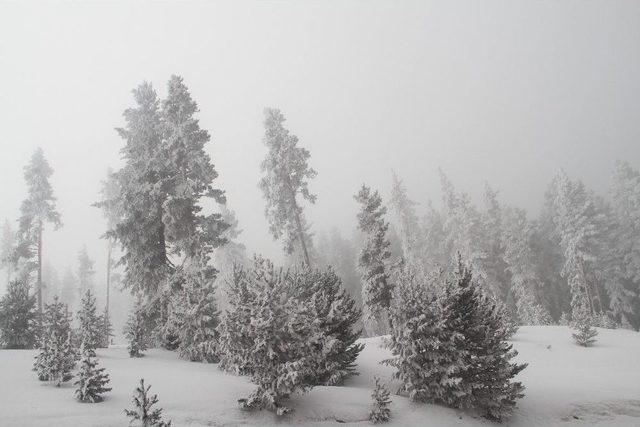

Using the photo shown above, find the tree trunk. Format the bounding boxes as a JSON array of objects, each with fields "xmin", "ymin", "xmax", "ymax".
[
  {"xmin": 285, "ymin": 177, "xmax": 311, "ymax": 268},
  {"xmin": 37, "ymin": 220, "xmax": 43, "ymax": 323}
]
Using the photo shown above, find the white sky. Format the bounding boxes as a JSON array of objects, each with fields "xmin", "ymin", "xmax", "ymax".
[{"xmin": 1, "ymin": 0, "xmax": 639, "ymax": 292}]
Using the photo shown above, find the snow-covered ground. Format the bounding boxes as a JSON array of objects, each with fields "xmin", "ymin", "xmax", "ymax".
[{"xmin": 0, "ymin": 326, "xmax": 639, "ymax": 426}]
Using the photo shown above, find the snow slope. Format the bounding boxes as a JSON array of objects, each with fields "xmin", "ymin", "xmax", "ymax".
[{"xmin": 0, "ymin": 326, "xmax": 638, "ymax": 426}]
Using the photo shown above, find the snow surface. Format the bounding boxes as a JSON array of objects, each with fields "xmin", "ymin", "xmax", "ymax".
[{"xmin": 0, "ymin": 326, "xmax": 639, "ymax": 426}]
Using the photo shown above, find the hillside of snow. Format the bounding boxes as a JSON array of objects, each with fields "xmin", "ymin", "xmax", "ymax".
[{"xmin": 0, "ymin": 326, "xmax": 639, "ymax": 426}]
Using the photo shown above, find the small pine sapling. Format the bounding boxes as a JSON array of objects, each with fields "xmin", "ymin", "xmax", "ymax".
[
  {"xmin": 369, "ymin": 377, "xmax": 391, "ymax": 424},
  {"xmin": 124, "ymin": 378, "xmax": 171, "ymax": 426},
  {"xmin": 124, "ymin": 296, "xmax": 148, "ymax": 358},
  {"xmin": 74, "ymin": 339, "xmax": 111, "ymax": 402},
  {"xmin": 572, "ymin": 309, "xmax": 598, "ymax": 347}
]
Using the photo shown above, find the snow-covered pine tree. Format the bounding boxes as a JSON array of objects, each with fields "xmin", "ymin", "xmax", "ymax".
[
  {"xmin": 98, "ymin": 306, "xmax": 113, "ymax": 348},
  {"xmin": 291, "ymin": 266, "xmax": 364, "ymax": 386},
  {"xmin": 97, "ymin": 77, "xmax": 227, "ymax": 345},
  {"xmin": 217, "ymin": 264, "xmax": 254, "ymax": 375},
  {"xmin": 572, "ymin": 304, "xmax": 598, "ymax": 347},
  {"xmin": 502, "ymin": 207, "xmax": 552, "ymax": 325},
  {"xmin": 124, "ymin": 295, "xmax": 148, "ymax": 357},
  {"xmin": 77, "ymin": 289, "xmax": 101, "ymax": 351},
  {"xmin": 14, "ymin": 148, "xmax": 62, "ymax": 321},
  {"xmin": 125, "ymin": 378, "xmax": 171, "ymax": 426},
  {"xmin": 316, "ymin": 228, "xmax": 362, "ymax": 308},
  {"xmin": 354, "ymin": 184, "xmax": 393, "ymax": 336},
  {"xmin": 389, "ymin": 172, "xmax": 424, "ymax": 266},
  {"xmin": 0, "ymin": 280, "xmax": 37, "ymax": 348},
  {"xmin": 441, "ymin": 258, "xmax": 527, "ymax": 421},
  {"xmin": 212, "ymin": 205, "xmax": 249, "ymax": 312},
  {"xmin": 383, "ymin": 265, "xmax": 453, "ymax": 403},
  {"xmin": 77, "ymin": 246, "xmax": 95, "ymax": 300},
  {"xmin": 232, "ymin": 257, "xmax": 322, "ymax": 415},
  {"xmin": 1, "ymin": 220, "xmax": 15, "ymax": 285},
  {"xmin": 34, "ymin": 296, "xmax": 75, "ymax": 386},
  {"xmin": 259, "ymin": 108, "xmax": 317, "ymax": 267},
  {"xmin": 166, "ymin": 255, "xmax": 220, "ymax": 363},
  {"xmin": 369, "ymin": 377, "xmax": 391, "ymax": 424},
  {"xmin": 74, "ymin": 339, "xmax": 111, "ymax": 402}
]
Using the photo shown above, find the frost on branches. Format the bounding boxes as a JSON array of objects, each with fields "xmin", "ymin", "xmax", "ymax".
[
  {"xmin": 124, "ymin": 378, "xmax": 171, "ymax": 426},
  {"xmin": 33, "ymin": 296, "xmax": 76, "ymax": 386},
  {"xmin": 221, "ymin": 257, "xmax": 363, "ymax": 414},
  {"xmin": 74, "ymin": 339, "xmax": 111, "ymax": 403},
  {"xmin": 125, "ymin": 295, "xmax": 148, "ymax": 358},
  {"xmin": 369, "ymin": 376, "xmax": 392, "ymax": 424},
  {"xmin": 166, "ymin": 256, "xmax": 220, "ymax": 363},
  {"xmin": 572, "ymin": 304, "xmax": 598, "ymax": 347},
  {"xmin": 354, "ymin": 184, "xmax": 393, "ymax": 336},
  {"xmin": 385, "ymin": 259, "xmax": 527, "ymax": 421},
  {"xmin": 77, "ymin": 289, "xmax": 102, "ymax": 351},
  {"xmin": 0, "ymin": 280, "xmax": 37, "ymax": 349}
]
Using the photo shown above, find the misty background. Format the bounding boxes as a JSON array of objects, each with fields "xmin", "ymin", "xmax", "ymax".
[{"xmin": 1, "ymin": 0, "xmax": 639, "ymax": 297}]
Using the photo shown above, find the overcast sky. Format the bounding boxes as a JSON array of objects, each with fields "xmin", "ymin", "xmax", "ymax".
[{"xmin": 1, "ymin": 0, "xmax": 639, "ymax": 293}]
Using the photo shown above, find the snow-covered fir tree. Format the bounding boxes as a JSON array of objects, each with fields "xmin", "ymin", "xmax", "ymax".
[
  {"xmin": 389, "ymin": 172, "xmax": 424, "ymax": 265},
  {"xmin": 316, "ymin": 228, "xmax": 362, "ymax": 308},
  {"xmin": 74, "ymin": 339, "xmax": 111, "ymax": 403},
  {"xmin": 1, "ymin": 219, "xmax": 15, "ymax": 284},
  {"xmin": 290, "ymin": 266, "xmax": 364, "ymax": 386},
  {"xmin": 440, "ymin": 259, "xmax": 527, "ymax": 421},
  {"xmin": 259, "ymin": 108, "xmax": 317, "ymax": 267},
  {"xmin": 369, "ymin": 377, "xmax": 391, "ymax": 424},
  {"xmin": 572, "ymin": 304, "xmax": 598, "ymax": 347},
  {"xmin": 77, "ymin": 246, "xmax": 95, "ymax": 300},
  {"xmin": 125, "ymin": 378, "xmax": 171, "ymax": 426},
  {"xmin": 34, "ymin": 296, "xmax": 76, "ymax": 386},
  {"xmin": 230, "ymin": 258, "xmax": 323, "ymax": 415},
  {"xmin": 354, "ymin": 184, "xmax": 393, "ymax": 336},
  {"xmin": 384, "ymin": 265, "xmax": 453, "ymax": 403},
  {"xmin": 13, "ymin": 148, "xmax": 62, "ymax": 320},
  {"xmin": 502, "ymin": 207, "xmax": 552, "ymax": 325},
  {"xmin": 124, "ymin": 295, "xmax": 148, "ymax": 358},
  {"xmin": 77, "ymin": 289, "xmax": 102, "ymax": 350},
  {"xmin": 98, "ymin": 306, "xmax": 113, "ymax": 348},
  {"xmin": 97, "ymin": 77, "xmax": 228, "ymax": 346},
  {"xmin": 0, "ymin": 280, "xmax": 37, "ymax": 348},
  {"xmin": 217, "ymin": 264, "xmax": 254, "ymax": 375},
  {"xmin": 165, "ymin": 255, "xmax": 220, "ymax": 363},
  {"xmin": 59, "ymin": 266, "xmax": 78, "ymax": 312}
]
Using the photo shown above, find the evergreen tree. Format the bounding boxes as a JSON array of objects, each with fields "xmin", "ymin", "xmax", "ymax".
[
  {"xmin": 98, "ymin": 306, "xmax": 113, "ymax": 348},
  {"xmin": 572, "ymin": 305, "xmax": 598, "ymax": 347},
  {"xmin": 259, "ymin": 108, "xmax": 316, "ymax": 267},
  {"xmin": 231, "ymin": 258, "xmax": 323, "ymax": 415},
  {"xmin": 390, "ymin": 172, "xmax": 424, "ymax": 266},
  {"xmin": 0, "ymin": 280, "xmax": 37, "ymax": 348},
  {"xmin": 502, "ymin": 207, "xmax": 552, "ymax": 325},
  {"xmin": 33, "ymin": 296, "xmax": 75, "ymax": 386},
  {"xmin": 354, "ymin": 184, "xmax": 393, "ymax": 335},
  {"xmin": 14, "ymin": 148, "xmax": 62, "ymax": 320},
  {"xmin": 94, "ymin": 168, "xmax": 124, "ymax": 330},
  {"xmin": 59, "ymin": 266, "xmax": 78, "ymax": 311},
  {"xmin": 124, "ymin": 378, "xmax": 171, "ymax": 426},
  {"xmin": 369, "ymin": 377, "xmax": 391, "ymax": 424},
  {"xmin": 74, "ymin": 339, "xmax": 111, "ymax": 403},
  {"xmin": 166, "ymin": 256, "xmax": 220, "ymax": 363},
  {"xmin": 384, "ymin": 265, "xmax": 453, "ymax": 403},
  {"xmin": 77, "ymin": 246, "xmax": 95, "ymax": 299},
  {"xmin": 41, "ymin": 261, "xmax": 61, "ymax": 305},
  {"xmin": 125, "ymin": 295, "xmax": 148, "ymax": 357},
  {"xmin": 440, "ymin": 259, "xmax": 527, "ymax": 421},
  {"xmin": 98, "ymin": 77, "xmax": 227, "ymax": 299},
  {"xmin": 316, "ymin": 228, "xmax": 362, "ymax": 307},
  {"xmin": 77, "ymin": 289, "xmax": 101, "ymax": 351},
  {"xmin": 291, "ymin": 267, "xmax": 364, "ymax": 386},
  {"xmin": 1, "ymin": 219, "xmax": 15, "ymax": 285},
  {"xmin": 217, "ymin": 264, "xmax": 254, "ymax": 375}
]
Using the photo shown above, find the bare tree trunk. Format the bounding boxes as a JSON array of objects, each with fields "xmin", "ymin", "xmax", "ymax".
[
  {"xmin": 37, "ymin": 220, "xmax": 43, "ymax": 323},
  {"xmin": 106, "ymin": 238, "xmax": 112, "ymax": 317},
  {"xmin": 285, "ymin": 178, "xmax": 311, "ymax": 268}
]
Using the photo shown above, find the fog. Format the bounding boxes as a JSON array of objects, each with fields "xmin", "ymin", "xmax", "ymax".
[{"xmin": 1, "ymin": 0, "xmax": 639, "ymax": 294}]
